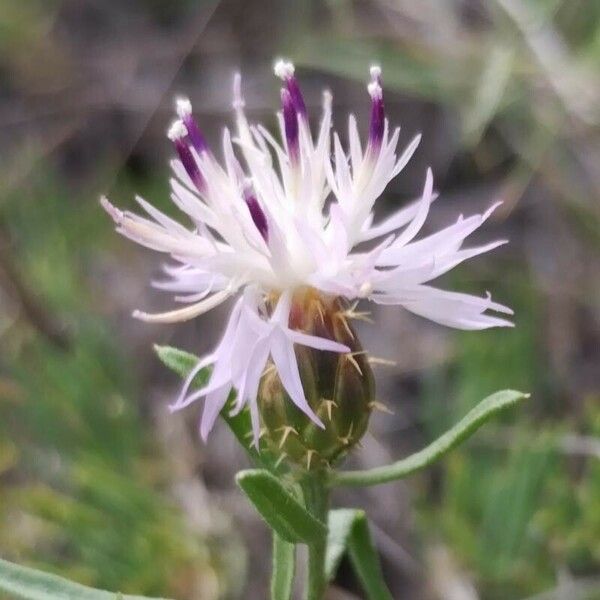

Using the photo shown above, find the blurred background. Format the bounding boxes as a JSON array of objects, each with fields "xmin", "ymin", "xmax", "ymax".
[{"xmin": 0, "ymin": 0, "xmax": 599, "ymax": 598}]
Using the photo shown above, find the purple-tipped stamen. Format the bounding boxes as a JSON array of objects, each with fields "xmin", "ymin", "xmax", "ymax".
[
  {"xmin": 281, "ymin": 88, "xmax": 300, "ymax": 164},
  {"xmin": 367, "ymin": 66, "xmax": 384, "ymax": 155},
  {"xmin": 274, "ymin": 60, "xmax": 307, "ymax": 118},
  {"xmin": 176, "ymin": 98, "xmax": 209, "ymax": 154},
  {"xmin": 243, "ymin": 181, "xmax": 269, "ymax": 242},
  {"xmin": 168, "ymin": 120, "xmax": 206, "ymax": 192}
]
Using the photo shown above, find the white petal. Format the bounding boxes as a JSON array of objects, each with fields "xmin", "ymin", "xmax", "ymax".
[
  {"xmin": 238, "ymin": 338, "xmax": 272, "ymax": 443},
  {"xmin": 391, "ymin": 133, "xmax": 421, "ymax": 178},
  {"xmin": 133, "ymin": 288, "xmax": 232, "ymax": 323},
  {"xmin": 359, "ymin": 191, "xmax": 439, "ymax": 242},
  {"xmin": 348, "ymin": 114, "xmax": 363, "ymax": 175},
  {"xmin": 169, "ymin": 352, "xmax": 216, "ymax": 412},
  {"xmin": 286, "ymin": 329, "xmax": 350, "ymax": 353},
  {"xmin": 270, "ymin": 331, "xmax": 324, "ymax": 428},
  {"xmin": 200, "ymin": 384, "xmax": 232, "ymax": 441},
  {"xmin": 378, "ymin": 201, "xmax": 503, "ymax": 266},
  {"xmin": 373, "ymin": 285, "xmax": 513, "ymax": 330},
  {"xmin": 390, "ymin": 168, "xmax": 434, "ymax": 249}
]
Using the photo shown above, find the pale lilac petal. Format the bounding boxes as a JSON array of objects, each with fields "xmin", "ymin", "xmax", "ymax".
[
  {"xmin": 286, "ymin": 329, "xmax": 350, "ymax": 353},
  {"xmin": 378, "ymin": 201, "xmax": 503, "ymax": 266},
  {"xmin": 200, "ymin": 384, "xmax": 232, "ymax": 441},
  {"xmin": 238, "ymin": 339, "xmax": 272, "ymax": 443},
  {"xmin": 373, "ymin": 285, "xmax": 513, "ymax": 330},
  {"xmin": 421, "ymin": 240, "xmax": 508, "ymax": 282},
  {"xmin": 270, "ymin": 331, "xmax": 324, "ymax": 428},
  {"xmin": 271, "ymin": 290, "xmax": 292, "ymax": 325},
  {"xmin": 348, "ymin": 114, "xmax": 363, "ymax": 174},
  {"xmin": 249, "ymin": 396, "xmax": 261, "ymax": 447},
  {"xmin": 169, "ymin": 352, "xmax": 216, "ymax": 412},
  {"xmin": 390, "ymin": 168, "xmax": 434, "ymax": 248},
  {"xmin": 391, "ymin": 133, "xmax": 421, "ymax": 177},
  {"xmin": 359, "ymin": 192, "xmax": 440, "ymax": 242}
]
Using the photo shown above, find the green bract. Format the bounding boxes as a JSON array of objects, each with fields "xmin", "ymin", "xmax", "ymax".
[{"xmin": 259, "ymin": 291, "xmax": 374, "ymax": 471}]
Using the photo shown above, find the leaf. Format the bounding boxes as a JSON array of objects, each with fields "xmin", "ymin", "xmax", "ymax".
[
  {"xmin": 0, "ymin": 558, "xmax": 172, "ymax": 600},
  {"xmin": 154, "ymin": 345, "xmax": 280, "ymax": 472},
  {"xmin": 271, "ymin": 534, "xmax": 295, "ymax": 600},
  {"xmin": 325, "ymin": 509, "xmax": 356, "ymax": 582},
  {"xmin": 153, "ymin": 344, "xmax": 209, "ymax": 384},
  {"xmin": 331, "ymin": 390, "xmax": 529, "ymax": 487},
  {"xmin": 325, "ymin": 510, "xmax": 392, "ymax": 600},
  {"xmin": 236, "ymin": 469, "xmax": 327, "ymax": 544}
]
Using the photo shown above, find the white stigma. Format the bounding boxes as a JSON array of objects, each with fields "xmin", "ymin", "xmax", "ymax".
[
  {"xmin": 359, "ymin": 281, "xmax": 373, "ymax": 297},
  {"xmin": 367, "ymin": 81, "xmax": 382, "ymax": 100},
  {"xmin": 175, "ymin": 97, "xmax": 192, "ymax": 118},
  {"xmin": 233, "ymin": 73, "xmax": 245, "ymax": 110},
  {"xmin": 370, "ymin": 65, "xmax": 382, "ymax": 80},
  {"xmin": 167, "ymin": 120, "xmax": 188, "ymax": 141},
  {"xmin": 274, "ymin": 59, "xmax": 295, "ymax": 80}
]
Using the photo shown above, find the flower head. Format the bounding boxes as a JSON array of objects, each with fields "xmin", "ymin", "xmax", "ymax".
[{"xmin": 103, "ymin": 60, "xmax": 512, "ymax": 445}]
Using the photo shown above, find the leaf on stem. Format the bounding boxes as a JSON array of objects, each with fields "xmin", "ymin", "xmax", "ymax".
[
  {"xmin": 0, "ymin": 558, "xmax": 172, "ymax": 600},
  {"xmin": 325, "ymin": 510, "xmax": 392, "ymax": 600},
  {"xmin": 331, "ymin": 390, "xmax": 529, "ymax": 487},
  {"xmin": 236, "ymin": 469, "xmax": 327, "ymax": 544}
]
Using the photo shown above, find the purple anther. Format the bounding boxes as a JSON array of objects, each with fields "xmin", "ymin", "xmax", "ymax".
[
  {"xmin": 176, "ymin": 98, "xmax": 209, "ymax": 154},
  {"xmin": 281, "ymin": 88, "xmax": 299, "ymax": 163},
  {"xmin": 274, "ymin": 60, "xmax": 307, "ymax": 118},
  {"xmin": 243, "ymin": 182, "xmax": 269, "ymax": 242},
  {"xmin": 286, "ymin": 76, "xmax": 307, "ymax": 118},
  {"xmin": 367, "ymin": 66, "xmax": 384, "ymax": 154},
  {"xmin": 168, "ymin": 121, "xmax": 206, "ymax": 192}
]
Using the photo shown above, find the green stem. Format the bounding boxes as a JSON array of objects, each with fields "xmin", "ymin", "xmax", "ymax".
[
  {"xmin": 301, "ymin": 472, "xmax": 329, "ymax": 600},
  {"xmin": 330, "ymin": 390, "xmax": 529, "ymax": 488}
]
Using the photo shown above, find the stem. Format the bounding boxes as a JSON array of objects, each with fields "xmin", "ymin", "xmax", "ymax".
[
  {"xmin": 301, "ymin": 471, "xmax": 329, "ymax": 600},
  {"xmin": 329, "ymin": 390, "xmax": 529, "ymax": 488}
]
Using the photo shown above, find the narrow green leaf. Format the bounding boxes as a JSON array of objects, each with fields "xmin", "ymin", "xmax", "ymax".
[
  {"xmin": 154, "ymin": 345, "xmax": 280, "ymax": 472},
  {"xmin": 153, "ymin": 344, "xmax": 209, "ymax": 384},
  {"xmin": 325, "ymin": 509, "xmax": 356, "ymax": 582},
  {"xmin": 154, "ymin": 344, "xmax": 211, "ymax": 387},
  {"xmin": 271, "ymin": 534, "xmax": 295, "ymax": 600},
  {"xmin": 324, "ymin": 510, "xmax": 392, "ymax": 599},
  {"xmin": 0, "ymin": 558, "xmax": 171, "ymax": 600},
  {"xmin": 346, "ymin": 512, "xmax": 393, "ymax": 600},
  {"xmin": 236, "ymin": 469, "xmax": 327, "ymax": 544},
  {"xmin": 331, "ymin": 390, "xmax": 528, "ymax": 487}
]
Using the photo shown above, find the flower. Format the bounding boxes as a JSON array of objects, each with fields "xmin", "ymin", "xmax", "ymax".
[{"xmin": 102, "ymin": 59, "xmax": 513, "ymax": 443}]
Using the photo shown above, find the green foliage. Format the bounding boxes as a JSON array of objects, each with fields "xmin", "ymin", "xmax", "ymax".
[
  {"xmin": 534, "ymin": 401, "xmax": 600, "ymax": 572},
  {"xmin": 324, "ymin": 510, "xmax": 355, "ymax": 582},
  {"xmin": 326, "ymin": 510, "xmax": 392, "ymax": 600},
  {"xmin": 0, "ymin": 557, "xmax": 172, "ymax": 600},
  {"xmin": 0, "ymin": 173, "xmax": 220, "ymax": 597},
  {"xmin": 418, "ymin": 282, "xmax": 599, "ymax": 598},
  {"xmin": 331, "ymin": 390, "xmax": 528, "ymax": 487},
  {"xmin": 236, "ymin": 469, "xmax": 327, "ymax": 544}
]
